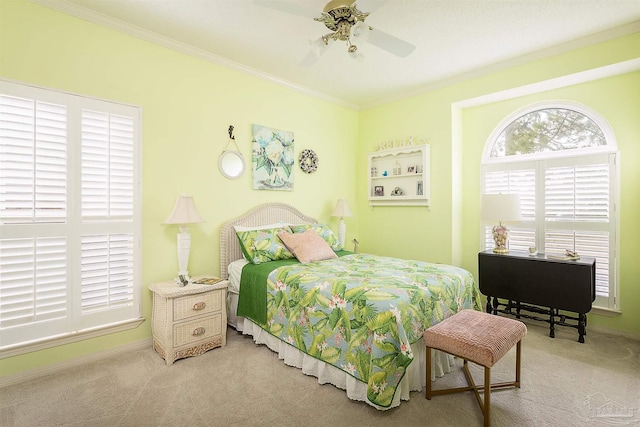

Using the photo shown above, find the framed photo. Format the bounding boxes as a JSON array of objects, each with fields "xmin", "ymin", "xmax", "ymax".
[
  {"xmin": 374, "ymin": 185, "xmax": 384, "ymax": 197},
  {"xmin": 407, "ymin": 165, "xmax": 416, "ymax": 174},
  {"xmin": 417, "ymin": 180, "xmax": 423, "ymax": 196}
]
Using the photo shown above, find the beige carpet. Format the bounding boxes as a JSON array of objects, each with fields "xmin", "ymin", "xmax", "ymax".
[{"xmin": 1, "ymin": 321, "xmax": 639, "ymax": 427}]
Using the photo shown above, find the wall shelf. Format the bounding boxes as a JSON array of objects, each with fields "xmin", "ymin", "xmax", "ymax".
[{"xmin": 368, "ymin": 144, "xmax": 430, "ymax": 207}]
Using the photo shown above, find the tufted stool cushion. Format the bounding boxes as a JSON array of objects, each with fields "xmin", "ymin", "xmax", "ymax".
[
  {"xmin": 423, "ymin": 309, "xmax": 527, "ymax": 367},
  {"xmin": 424, "ymin": 309, "xmax": 527, "ymax": 427}
]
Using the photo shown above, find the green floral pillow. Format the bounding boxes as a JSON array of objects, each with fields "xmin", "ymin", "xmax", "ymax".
[
  {"xmin": 236, "ymin": 226, "xmax": 294, "ymax": 264},
  {"xmin": 290, "ymin": 223, "xmax": 343, "ymax": 251}
]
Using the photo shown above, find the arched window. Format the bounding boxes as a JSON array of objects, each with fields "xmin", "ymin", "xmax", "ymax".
[{"xmin": 481, "ymin": 101, "xmax": 618, "ymax": 310}]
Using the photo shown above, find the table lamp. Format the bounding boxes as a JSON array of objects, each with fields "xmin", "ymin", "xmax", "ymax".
[
  {"xmin": 481, "ymin": 193, "xmax": 522, "ymax": 254},
  {"xmin": 163, "ymin": 194, "xmax": 206, "ymax": 284},
  {"xmin": 331, "ymin": 198, "xmax": 353, "ymax": 248}
]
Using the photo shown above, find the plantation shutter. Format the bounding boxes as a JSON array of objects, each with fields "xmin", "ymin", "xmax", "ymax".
[
  {"xmin": 482, "ymin": 153, "xmax": 616, "ymax": 307},
  {"xmin": 482, "ymin": 164, "xmax": 536, "ymax": 252},
  {"xmin": 0, "ymin": 95, "xmax": 67, "ymax": 223},
  {"xmin": 0, "ymin": 80, "xmax": 140, "ymax": 350},
  {"xmin": 80, "ymin": 111, "xmax": 135, "ymax": 318},
  {"xmin": 0, "ymin": 94, "xmax": 69, "ymax": 344},
  {"xmin": 543, "ymin": 154, "xmax": 614, "ymax": 299}
]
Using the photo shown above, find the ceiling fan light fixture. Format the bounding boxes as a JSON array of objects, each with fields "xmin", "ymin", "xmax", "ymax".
[{"xmin": 351, "ymin": 21, "xmax": 370, "ymax": 42}]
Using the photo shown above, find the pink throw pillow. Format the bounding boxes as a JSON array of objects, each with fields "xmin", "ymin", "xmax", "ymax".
[{"xmin": 279, "ymin": 229, "xmax": 337, "ymax": 264}]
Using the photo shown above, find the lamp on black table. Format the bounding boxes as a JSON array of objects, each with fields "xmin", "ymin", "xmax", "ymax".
[{"xmin": 481, "ymin": 193, "xmax": 522, "ymax": 254}]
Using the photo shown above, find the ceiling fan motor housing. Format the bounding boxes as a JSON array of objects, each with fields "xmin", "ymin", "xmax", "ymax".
[{"xmin": 316, "ymin": 1, "xmax": 370, "ymax": 42}]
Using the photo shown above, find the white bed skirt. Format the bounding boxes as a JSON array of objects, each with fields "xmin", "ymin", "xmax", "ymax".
[{"xmin": 231, "ymin": 295, "xmax": 456, "ymax": 410}]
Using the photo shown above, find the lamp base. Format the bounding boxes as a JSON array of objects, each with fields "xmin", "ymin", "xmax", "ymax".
[
  {"xmin": 176, "ymin": 229, "xmax": 192, "ymax": 286},
  {"xmin": 337, "ymin": 218, "xmax": 346, "ymax": 248},
  {"xmin": 491, "ymin": 221, "xmax": 510, "ymax": 254}
]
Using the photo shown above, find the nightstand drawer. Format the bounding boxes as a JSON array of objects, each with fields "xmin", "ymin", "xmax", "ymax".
[
  {"xmin": 173, "ymin": 289, "xmax": 222, "ymax": 322},
  {"xmin": 173, "ymin": 313, "xmax": 223, "ymax": 347}
]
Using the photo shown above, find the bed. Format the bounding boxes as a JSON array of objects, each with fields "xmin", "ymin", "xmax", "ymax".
[{"xmin": 220, "ymin": 203, "xmax": 482, "ymax": 410}]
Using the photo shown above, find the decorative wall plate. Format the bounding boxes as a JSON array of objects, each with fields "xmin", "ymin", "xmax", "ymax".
[{"xmin": 299, "ymin": 149, "xmax": 318, "ymax": 174}]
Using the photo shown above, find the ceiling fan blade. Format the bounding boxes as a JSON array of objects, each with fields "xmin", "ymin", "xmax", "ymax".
[
  {"xmin": 349, "ymin": 50, "xmax": 365, "ymax": 63},
  {"xmin": 299, "ymin": 50, "xmax": 320, "ymax": 67},
  {"xmin": 299, "ymin": 37, "xmax": 331, "ymax": 67},
  {"xmin": 356, "ymin": 0, "xmax": 388, "ymax": 12},
  {"xmin": 367, "ymin": 26, "xmax": 416, "ymax": 58},
  {"xmin": 253, "ymin": 0, "xmax": 318, "ymax": 19}
]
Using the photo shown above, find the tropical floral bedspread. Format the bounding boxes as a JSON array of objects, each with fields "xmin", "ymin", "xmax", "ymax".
[{"xmin": 259, "ymin": 253, "xmax": 481, "ymax": 407}]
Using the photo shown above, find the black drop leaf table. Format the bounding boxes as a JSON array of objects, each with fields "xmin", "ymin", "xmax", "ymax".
[{"xmin": 478, "ymin": 250, "xmax": 595, "ymax": 343}]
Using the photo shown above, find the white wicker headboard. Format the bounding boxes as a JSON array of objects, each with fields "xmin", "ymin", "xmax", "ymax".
[{"xmin": 219, "ymin": 203, "xmax": 318, "ymax": 279}]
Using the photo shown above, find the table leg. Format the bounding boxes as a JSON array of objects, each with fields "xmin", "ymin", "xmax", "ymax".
[
  {"xmin": 486, "ymin": 297, "xmax": 493, "ymax": 313},
  {"xmin": 549, "ymin": 308, "xmax": 555, "ymax": 338},
  {"xmin": 578, "ymin": 313, "xmax": 586, "ymax": 343}
]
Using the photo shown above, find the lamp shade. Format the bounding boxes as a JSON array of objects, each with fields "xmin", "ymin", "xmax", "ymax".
[
  {"xmin": 163, "ymin": 195, "xmax": 206, "ymax": 225},
  {"xmin": 331, "ymin": 199, "xmax": 353, "ymax": 218},
  {"xmin": 481, "ymin": 194, "xmax": 522, "ymax": 222}
]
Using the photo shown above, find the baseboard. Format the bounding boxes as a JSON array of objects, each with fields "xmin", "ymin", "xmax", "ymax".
[
  {"xmin": 588, "ymin": 325, "xmax": 640, "ymax": 341},
  {"xmin": 509, "ymin": 316, "xmax": 640, "ymax": 342},
  {"xmin": 0, "ymin": 337, "xmax": 152, "ymax": 388}
]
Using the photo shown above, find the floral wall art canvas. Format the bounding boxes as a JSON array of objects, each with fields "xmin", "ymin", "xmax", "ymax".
[{"xmin": 252, "ymin": 124, "xmax": 295, "ymax": 190}]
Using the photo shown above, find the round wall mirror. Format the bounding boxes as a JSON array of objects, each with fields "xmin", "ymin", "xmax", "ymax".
[{"xmin": 219, "ymin": 151, "xmax": 245, "ymax": 179}]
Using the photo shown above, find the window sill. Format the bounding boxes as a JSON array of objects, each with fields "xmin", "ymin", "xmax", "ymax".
[
  {"xmin": 0, "ymin": 317, "xmax": 145, "ymax": 360},
  {"xmin": 590, "ymin": 306, "xmax": 622, "ymax": 317}
]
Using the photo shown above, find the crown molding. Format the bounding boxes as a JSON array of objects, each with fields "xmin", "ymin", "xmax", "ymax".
[
  {"xmin": 28, "ymin": 1, "xmax": 640, "ymax": 111},
  {"xmin": 30, "ymin": 0, "xmax": 359, "ymax": 110},
  {"xmin": 364, "ymin": 20, "xmax": 640, "ymax": 110}
]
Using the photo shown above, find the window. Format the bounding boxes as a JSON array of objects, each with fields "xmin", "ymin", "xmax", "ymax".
[
  {"xmin": 0, "ymin": 80, "xmax": 141, "ymax": 352},
  {"xmin": 481, "ymin": 102, "xmax": 618, "ymax": 310}
]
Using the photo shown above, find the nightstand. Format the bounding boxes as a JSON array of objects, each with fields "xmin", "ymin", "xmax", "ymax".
[{"xmin": 149, "ymin": 277, "xmax": 228, "ymax": 365}]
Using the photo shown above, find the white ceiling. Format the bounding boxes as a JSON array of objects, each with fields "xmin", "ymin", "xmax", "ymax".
[{"xmin": 40, "ymin": 0, "xmax": 640, "ymax": 109}]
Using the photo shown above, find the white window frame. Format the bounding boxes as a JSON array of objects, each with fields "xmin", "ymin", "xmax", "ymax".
[
  {"xmin": 0, "ymin": 79, "xmax": 142, "ymax": 357},
  {"xmin": 481, "ymin": 101, "xmax": 619, "ymax": 312}
]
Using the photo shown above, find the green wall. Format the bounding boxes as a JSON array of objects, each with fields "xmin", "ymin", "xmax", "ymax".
[
  {"xmin": 0, "ymin": 1, "xmax": 358, "ymax": 377},
  {"xmin": 461, "ymin": 72, "xmax": 640, "ymax": 325},
  {"xmin": 359, "ymin": 34, "xmax": 640, "ymax": 334},
  {"xmin": 1, "ymin": 0, "xmax": 639, "ymax": 379}
]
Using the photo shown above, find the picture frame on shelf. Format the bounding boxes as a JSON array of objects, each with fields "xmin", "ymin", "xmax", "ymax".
[
  {"xmin": 374, "ymin": 186, "xmax": 384, "ymax": 197},
  {"xmin": 407, "ymin": 165, "xmax": 416, "ymax": 174},
  {"xmin": 417, "ymin": 180, "xmax": 423, "ymax": 196}
]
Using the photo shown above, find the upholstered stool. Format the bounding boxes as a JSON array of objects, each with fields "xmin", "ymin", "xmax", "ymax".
[{"xmin": 423, "ymin": 309, "xmax": 527, "ymax": 427}]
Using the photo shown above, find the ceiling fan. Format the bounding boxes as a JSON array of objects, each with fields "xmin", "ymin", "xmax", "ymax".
[{"xmin": 256, "ymin": 0, "xmax": 416, "ymax": 63}]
